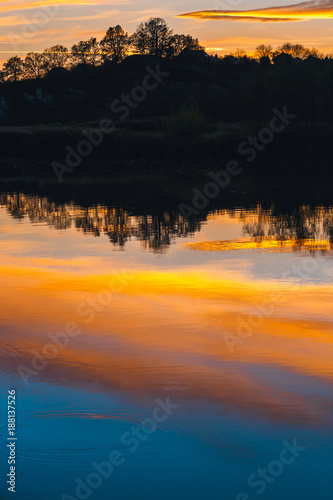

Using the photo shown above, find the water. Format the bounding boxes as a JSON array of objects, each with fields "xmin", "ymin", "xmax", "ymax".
[{"xmin": 0, "ymin": 184, "xmax": 332, "ymax": 500}]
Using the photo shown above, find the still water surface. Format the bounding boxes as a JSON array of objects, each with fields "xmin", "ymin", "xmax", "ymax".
[{"xmin": 0, "ymin": 190, "xmax": 332, "ymax": 500}]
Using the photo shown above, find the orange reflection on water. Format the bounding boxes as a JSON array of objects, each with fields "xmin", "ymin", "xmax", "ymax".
[
  {"xmin": 0, "ymin": 264, "xmax": 332, "ymax": 425},
  {"xmin": 185, "ymin": 238, "xmax": 333, "ymax": 252}
]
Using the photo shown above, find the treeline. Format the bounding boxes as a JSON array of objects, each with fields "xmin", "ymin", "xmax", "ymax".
[
  {"xmin": 1, "ymin": 17, "xmax": 333, "ymax": 165},
  {"xmin": 0, "ymin": 18, "xmax": 203, "ymax": 83},
  {"xmin": 1, "ymin": 16, "xmax": 330, "ymax": 84},
  {"xmin": 245, "ymin": 42, "xmax": 324, "ymax": 62}
]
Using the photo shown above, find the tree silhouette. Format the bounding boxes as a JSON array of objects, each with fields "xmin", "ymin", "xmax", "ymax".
[
  {"xmin": 255, "ymin": 44, "xmax": 273, "ymax": 59},
  {"xmin": 2, "ymin": 56, "xmax": 24, "ymax": 82},
  {"xmin": 71, "ymin": 37, "xmax": 100, "ymax": 66},
  {"xmin": 0, "ymin": 16, "xmax": 328, "ymax": 88},
  {"xmin": 43, "ymin": 45, "xmax": 69, "ymax": 72},
  {"xmin": 131, "ymin": 18, "xmax": 173, "ymax": 58},
  {"xmin": 168, "ymin": 34, "xmax": 204, "ymax": 57},
  {"xmin": 24, "ymin": 52, "xmax": 45, "ymax": 79},
  {"xmin": 100, "ymin": 26, "xmax": 129, "ymax": 63},
  {"xmin": 276, "ymin": 43, "xmax": 310, "ymax": 59},
  {"xmin": 232, "ymin": 48, "xmax": 251, "ymax": 64}
]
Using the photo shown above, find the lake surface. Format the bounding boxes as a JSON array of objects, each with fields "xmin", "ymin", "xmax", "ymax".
[{"xmin": 0, "ymin": 184, "xmax": 332, "ymax": 500}]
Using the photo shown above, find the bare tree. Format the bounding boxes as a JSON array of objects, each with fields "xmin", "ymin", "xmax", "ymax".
[
  {"xmin": 100, "ymin": 26, "xmax": 129, "ymax": 63},
  {"xmin": 168, "ymin": 34, "xmax": 204, "ymax": 58},
  {"xmin": 233, "ymin": 49, "xmax": 249, "ymax": 61},
  {"xmin": 43, "ymin": 45, "xmax": 69, "ymax": 72},
  {"xmin": 255, "ymin": 44, "xmax": 273, "ymax": 59},
  {"xmin": 2, "ymin": 56, "xmax": 24, "ymax": 82},
  {"xmin": 131, "ymin": 18, "xmax": 173, "ymax": 58},
  {"xmin": 24, "ymin": 52, "xmax": 45, "ymax": 79},
  {"xmin": 277, "ymin": 43, "xmax": 310, "ymax": 59},
  {"xmin": 71, "ymin": 37, "xmax": 100, "ymax": 66},
  {"xmin": 307, "ymin": 48, "xmax": 323, "ymax": 59}
]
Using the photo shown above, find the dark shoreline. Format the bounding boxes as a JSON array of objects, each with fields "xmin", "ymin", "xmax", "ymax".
[
  {"xmin": 1, "ymin": 162, "xmax": 333, "ymax": 212},
  {"xmin": 0, "ymin": 120, "xmax": 333, "ymax": 171}
]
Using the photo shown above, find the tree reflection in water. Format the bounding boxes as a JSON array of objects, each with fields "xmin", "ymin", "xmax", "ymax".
[
  {"xmin": 2, "ymin": 193, "xmax": 333, "ymax": 253},
  {"xmin": 0, "ymin": 193, "xmax": 201, "ymax": 253},
  {"xmin": 239, "ymin": 204, "xmax": 333, "ymax": 251}
]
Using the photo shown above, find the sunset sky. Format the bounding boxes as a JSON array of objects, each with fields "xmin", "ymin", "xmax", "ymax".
[{"xmin": 0, "ymin": 0, "xmax": 332, "ymax": 63}]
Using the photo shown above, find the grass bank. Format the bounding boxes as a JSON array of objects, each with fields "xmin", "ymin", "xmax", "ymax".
[{"xmin": 0, "ymin": 119, "xmax": 332, "ymax": 171}]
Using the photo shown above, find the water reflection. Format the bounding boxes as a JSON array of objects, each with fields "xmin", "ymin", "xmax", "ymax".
[
  {"xmin": 1, "ymin": 185, "xmax": 333, "ymax": 500},
  {"xmin": 240, "ymin": 205, "xmax": 333, "ymax": 250},
  {"xmin": 2, "ymin": 192, "xmax": 333, "ymax": 253},
  {"xmin": 0, "ymin": 193, "xmax": 200, "ymax": 253}
]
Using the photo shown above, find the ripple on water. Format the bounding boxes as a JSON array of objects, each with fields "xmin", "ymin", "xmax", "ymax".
[
  {"xmin": 0, "ymin": 410, "xmax": 179, "ymax": 468},
  {"xmin": 151, "ymin": 380, "xmax": 191, "ymax": 391}
]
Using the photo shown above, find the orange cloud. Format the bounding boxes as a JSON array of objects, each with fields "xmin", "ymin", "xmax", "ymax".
[
  {"xmin": 0, "ymin": 15, "xmax": 34, "ymax": 27},
  {"xmin": 178, "ymin": 0, "xmax": 333, "ymax": 22},
  {"xmin": 0, "ymin": 0, "xmax": 93, "ymax": 16}
]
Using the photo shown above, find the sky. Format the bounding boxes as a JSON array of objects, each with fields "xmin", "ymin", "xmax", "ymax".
[{"xmin": 0, "ymin": 0, "xmax": 332, "ymax": 63}]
